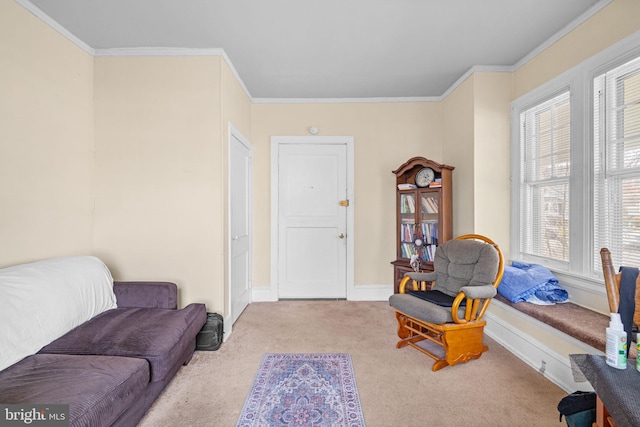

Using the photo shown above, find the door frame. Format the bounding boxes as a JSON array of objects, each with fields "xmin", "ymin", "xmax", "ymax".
[
  {"xmin": 270, "ymin": 136, "xmax": 355, "ymax": 300},
  {"xmin": 227, "ymin": 123, "xmax": 253, "ymax": 339}
]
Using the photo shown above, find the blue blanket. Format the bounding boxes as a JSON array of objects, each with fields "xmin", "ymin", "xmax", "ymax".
[{"xmin": 498, "ymin": 261, "xmax": 568, "ymax": 304}]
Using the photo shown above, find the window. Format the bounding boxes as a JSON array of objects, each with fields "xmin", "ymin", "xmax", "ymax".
[
  {"xmin": 511, "ymin": 32, "xmax": 640, "ymax": 283},
  {"xmin": 594, "ymin": 56, "xmax": 640, "ymax": 271},
  {"xmin": 519, "ymin": 92, "xmax": 571, "ymax": 262}
]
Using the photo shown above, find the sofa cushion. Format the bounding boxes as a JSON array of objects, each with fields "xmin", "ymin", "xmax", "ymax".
[
  {"xmin": 0, "ymin": 354, "xmax": 149, "ymax": 427},
  {"xmin": 0, "ymin": 256, "xmax": 117, "ymax": 372},
  {"xmin": 39, "ymin": 303, "xmax": 207, "ymax": 382}
]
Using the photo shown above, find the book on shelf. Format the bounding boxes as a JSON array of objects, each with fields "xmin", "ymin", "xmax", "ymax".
[
  {"xmin": 421, "ymin": 196, "xmax": 438, "ymax": 214},
  {"xmin": 397, "ymin": 183, "xmax": 417, "ymax": 190},
  {"xmin": 401, "ymin": 243, "xmax": 418, "ymax": 258},
  {"xmin": 420, "ymin": 221, "xmax": 438, "ymax": 244},
  {"xmin": 420, "ymin": 244, "xmax": 437, "ymax": 261},
  {"xmin": 401, "ymin": 194, "xmax": 416, "ymax": 213},
  {"xmin": 400, "ymin": 223, "xmax": 416, "ymax": 242},
  {"xmin": 429, "ymin": 178, "xmax": 442, "ymax": 188}
]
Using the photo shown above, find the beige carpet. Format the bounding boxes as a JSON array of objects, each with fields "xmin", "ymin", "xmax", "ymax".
[{"xmin": 139, "ymin": 301, "xmax": 567, "ymax": 426}]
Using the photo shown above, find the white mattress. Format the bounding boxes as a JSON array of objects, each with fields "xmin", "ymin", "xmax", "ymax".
[{"xmin": 0, "ymin": 256, "xmax": 117, "ymax": 371}]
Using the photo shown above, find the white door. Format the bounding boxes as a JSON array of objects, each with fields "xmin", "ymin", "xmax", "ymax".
[
  {"xmin": 277, "ymin": 142, "xmax": 348, "ymax": 299},
  {"xmin": 230, "ymin": 128, "xmax": 252, "ymax": 324}
]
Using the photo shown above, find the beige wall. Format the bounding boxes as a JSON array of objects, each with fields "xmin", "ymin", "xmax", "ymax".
[
  {"xmin": 0, "ymin": 0, "xmax": 95, "ymax": 267},
  {"xmin": 251, "ymin": 102, "xmax": 442, "ymax": 287},
  {"xmin": 5, "ymin": 0, "xmax": 640, "ymax": 319},
  {"xmin": 442, "ymin": 77, "xmax": 475, "ymax": 236},
  {"xmin": 93, "ymin": 56, "xmax": 225, "ymax": 311},
  {"xmin": 513, "ymin": 0, "xmax": 640, "ymax": 99},
  {"xmin": 472, "ymin": 72, "xmax": 512, "ymax": 259},
  {"xmin": 440, "ymin": 72, "xmax": 512, "ymax": 258}
]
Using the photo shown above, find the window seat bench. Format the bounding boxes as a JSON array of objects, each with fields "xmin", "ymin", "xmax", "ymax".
[{"xmin": 494, "ymin": 294, "xmax": 608, "ymax": 353}]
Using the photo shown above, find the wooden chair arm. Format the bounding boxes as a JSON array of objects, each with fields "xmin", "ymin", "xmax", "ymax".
[
  {"xmin": 451, "ymin": 293, "xmax": 468, "ymax": 324},
  {"xmin": 398, "ymin": 275, "xmax": 412, "ymax": 293},
  {"xmin": 451, "ymin": 293, "xmax": 495, "ymax": 324},
  {"xmin": 399, "ymin": 275, "xmax": 435, "ymax": 293}
]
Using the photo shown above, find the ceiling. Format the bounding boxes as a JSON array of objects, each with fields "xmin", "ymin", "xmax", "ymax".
[{"xmin": 22, "ymin": 0, "xmax": 605, "ymax": 100}]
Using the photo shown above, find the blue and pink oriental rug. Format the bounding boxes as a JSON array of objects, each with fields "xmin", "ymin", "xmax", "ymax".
[{"xmin": 236, "ymin": 353, "xmax": 365, "ymax": 427}]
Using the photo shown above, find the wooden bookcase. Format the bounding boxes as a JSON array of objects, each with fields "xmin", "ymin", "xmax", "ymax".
[{"xmin": 391, "ymin": 157, "xmax": 454, "ymax": 293}]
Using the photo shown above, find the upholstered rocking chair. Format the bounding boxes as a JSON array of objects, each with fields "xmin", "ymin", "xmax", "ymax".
[{"xmin": 389, "ymin": 234, "xmax": 504, "ymax": 371}]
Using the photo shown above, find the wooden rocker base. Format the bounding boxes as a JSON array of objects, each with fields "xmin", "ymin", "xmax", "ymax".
[{"xmin": 395, "ymin": 311, "xmax": 489, "ymax": 372}]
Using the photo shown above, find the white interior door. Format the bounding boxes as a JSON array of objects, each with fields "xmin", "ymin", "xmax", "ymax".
[
  {"xmin": 230, "ymin": 128, "xmax": 252, "ymax": 324},
  {"xmin": 277, "ymin": 142, "xmax": 348, "ymax": 299}
]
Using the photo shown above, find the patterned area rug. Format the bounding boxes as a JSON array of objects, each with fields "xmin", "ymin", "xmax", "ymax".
[{"xmin": 237, "ymin": 353, "xmax": 365, "ymax": 427}]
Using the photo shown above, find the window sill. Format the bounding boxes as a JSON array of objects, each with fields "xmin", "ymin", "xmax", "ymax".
[{"xmin": 494, "ymin": 294, "xmax": 608, "ymax": 352}]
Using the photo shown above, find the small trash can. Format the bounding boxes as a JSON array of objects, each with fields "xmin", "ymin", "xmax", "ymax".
[
  {"xmin": 557, "ymin": 391, "xmax": 596, "ymax": 427},
  {"xmin": 196, "ymin": 312, "xmax": 223, "ymax": 351}
]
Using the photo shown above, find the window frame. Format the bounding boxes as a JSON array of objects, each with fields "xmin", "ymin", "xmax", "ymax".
[
  {"xmin": 518, "ymin": 90, "xmax": 572, "ymax": 264},
  {"xmin": 510, "ymin": 31, "xmax": 640, "ymax": 289}
]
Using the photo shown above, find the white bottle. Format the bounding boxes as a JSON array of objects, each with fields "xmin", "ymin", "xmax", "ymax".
[{"xmin": 606, "ymin": 312, "xmax": 627, "ymax": 369}]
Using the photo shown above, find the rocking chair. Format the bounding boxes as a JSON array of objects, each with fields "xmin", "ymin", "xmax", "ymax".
[{"xmin": 389, "ymin": 234, "xmax": 504, "ymax": 371}]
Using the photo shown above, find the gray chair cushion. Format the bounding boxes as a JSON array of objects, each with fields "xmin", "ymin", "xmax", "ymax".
[
  {"xmin": 389, "ymin": 293, "xmax": 466, "ymax": 324},
  {"xmin": 431, "ymin": 239, "xmax": 499, "ymax": 297}
]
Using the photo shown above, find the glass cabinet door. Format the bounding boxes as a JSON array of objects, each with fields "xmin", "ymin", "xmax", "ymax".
[
  {"xmin": 399, "ymin": 193, "xmax": 416, "ymax": 259},
  {"xmin": 420, "ymin": 191, "xmax": 439, "ymax": 262}
]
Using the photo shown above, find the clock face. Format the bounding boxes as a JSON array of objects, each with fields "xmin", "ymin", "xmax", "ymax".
[{"xmin": 415, "ymin": 167, "xmax": 435, "ymax": 187}]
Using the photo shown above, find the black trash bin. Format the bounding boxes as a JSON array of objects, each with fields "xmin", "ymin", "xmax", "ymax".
[
  {"xmin": 196, "ymin": 312, "xmax": 223, "ymax": 351},
  {"xmin": 557, "ymin": 391, "xmax": 596, "ymax": 427}
]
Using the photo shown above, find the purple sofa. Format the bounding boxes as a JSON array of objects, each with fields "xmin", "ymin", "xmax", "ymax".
[{"xmin": 0, "ymin": 281, "xmax": 207, "ymax": 427}]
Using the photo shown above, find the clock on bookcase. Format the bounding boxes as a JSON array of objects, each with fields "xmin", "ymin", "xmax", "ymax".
[{"xmin": 391, "ymin": 157, "xmax": 455, "ymax": 293}]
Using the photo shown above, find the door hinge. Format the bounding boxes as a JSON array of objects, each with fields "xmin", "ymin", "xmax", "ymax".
[{"xmin": 339, "ymin": 199, "xmax": 350, "ymax": 207}]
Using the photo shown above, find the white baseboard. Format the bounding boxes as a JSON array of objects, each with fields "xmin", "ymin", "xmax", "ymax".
[
  {"xmin": 347, "ymin": 284, "xmax": 393, "ymax": 301},
  {"xmin": 222, "ymin": 314, "xmax": 233, "ymax": 342},
  {"xmin": 484, "ymin": 301, "xmax": 601, "ymax": 393},
  {"xmin": 251, "ymin": 286, "xmax": 279, "ymax": 302},
  {"xmin": 251, "ymin": 284, "xmax": 392, "ymax": 302}
]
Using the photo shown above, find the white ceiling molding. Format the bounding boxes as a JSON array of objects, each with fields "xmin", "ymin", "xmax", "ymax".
[
  {"xmin": 251, "ymin": 96, "xmax": 440, "ymax": 104},
  {"xmin": 438, "ymin": 65, "xmax": 514, "ymax": 101},
  {"xmin": 93, "ymin": 47, "xmax": 226, "ymax": 57},
  {"xmin": 14, "ymin": 0, "xmax": 614, "ymax": 104},
  {"xmin": 512, "ymin": 0, "xmax": 613, "ymax": 70},
  {"xmin": 14, "ymin": 0, "xmax": 94, "ymax": 55}
]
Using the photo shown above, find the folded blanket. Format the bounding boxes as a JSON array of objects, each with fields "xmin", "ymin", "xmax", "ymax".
[{"xmin": 498, "ymin": 261, "xmax": 568, "ymax": 305}]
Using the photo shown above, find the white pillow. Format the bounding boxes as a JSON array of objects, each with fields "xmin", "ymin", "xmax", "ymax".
[{"xmin": 0, "ymin": 256, "xmax": 117, "ymax": 371}]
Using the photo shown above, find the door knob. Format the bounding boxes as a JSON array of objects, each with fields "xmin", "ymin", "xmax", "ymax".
[{"xmin": 338, "ymin": 233, "xmax": 345, "ymax": 239}]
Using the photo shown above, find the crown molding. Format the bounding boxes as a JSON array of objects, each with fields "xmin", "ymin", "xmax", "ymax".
[
  {"xmin": 14, "ymin": 0, "xmax": 94, "ymax": 55},
  {"xmin": 252, "ymin": 96, "xmax": 439, "ymax": 104},
  {"xmin": 512, "ymin": 0, "xmax": 613, "ymax": 71},
  {"xmin": 15, "ymin": 0, "xmax": 615, "ymax": 104},
  {"xmin": 94, "ymin": 47, "xmax": 225, "ymax": 57},
  {"xmin": 439, "ymin": 65, "xmax": 514, "ymax": 100}
]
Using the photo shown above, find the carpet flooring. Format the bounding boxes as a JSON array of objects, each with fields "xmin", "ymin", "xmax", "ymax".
[
  {"xmin": 237, "ymin": 353, "xmax": 364, "ymax": 427},
  {"xmin": 138, "ymin": 300, "xmax": 568, "ymax": 426}
]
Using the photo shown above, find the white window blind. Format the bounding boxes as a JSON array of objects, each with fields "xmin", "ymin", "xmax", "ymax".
[
  {"xmin": 519, "ymin": 91, "xmax": 571, "ymax": 262},
  {"xmin": 594, "ymin": 55, "xmax": 640, "ymax": 271}
]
